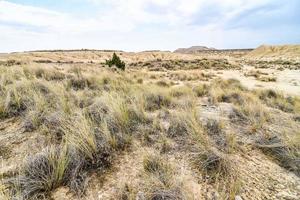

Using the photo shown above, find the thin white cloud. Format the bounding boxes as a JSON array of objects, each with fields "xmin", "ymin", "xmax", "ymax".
[
  {"xmin": 87, "ymin": 0, "xmax": 274, "ymax": 25},
  {"xmin": 0, "ymin": 1, "xmax": 66, "ymax": 30},
  {"xmin": 0, "ymin": 0, "xmax": 276, "ymax": 32},
  {"xmin": 0, "ymin": 1, "xmax": 133, "ymax": 33},
  {"xmin": 0, "ymin": 0, "xmax": 298, "ymax": 52}
]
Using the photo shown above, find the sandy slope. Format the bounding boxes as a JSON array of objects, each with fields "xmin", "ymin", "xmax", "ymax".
[{"xmin": 246, "ymin": 45, "xmax": 300, "ymax": 61}]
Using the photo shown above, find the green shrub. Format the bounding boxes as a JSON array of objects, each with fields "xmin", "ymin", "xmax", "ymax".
[{"xmin": 105, "ymin": 53, "xmax": 125, "ymax": 70}]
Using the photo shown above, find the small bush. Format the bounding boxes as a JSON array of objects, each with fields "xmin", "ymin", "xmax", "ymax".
[
  {"xmin": 208, "ymin": 79, "xmax": 248, "ymax": 105},
  {"xmin": 106, "ymin": 53, "xmax": 126, "ymax": 70}
]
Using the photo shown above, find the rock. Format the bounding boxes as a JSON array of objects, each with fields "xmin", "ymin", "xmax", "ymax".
[
  {"xmin": 276, "ymin": 191, "xmax": 298, "ymax": 200},
  {"xmin": 235, "ymin": 195, "xmax": 243, "ymax": 200},
  {"xmin": 294, "ymin": 115, "xmax": 300, "ymax": 122},
  {"xmin": 136, "ymin": 191, "xmax": 145, "ymax": 200},
  {"xmin": 51, "ymin": 187, "xmax": 72, "ymax": 200},
  {"xmin": 276, "ymin": 184, "xmax": 286, "ymax": 190}
]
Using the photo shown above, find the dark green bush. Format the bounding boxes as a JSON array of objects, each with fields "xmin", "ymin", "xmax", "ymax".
[{"xmin": 105, "ymin": 53, "xmax": 125, "ymax": 70}]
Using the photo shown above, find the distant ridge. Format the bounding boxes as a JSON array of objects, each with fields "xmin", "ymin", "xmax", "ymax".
[
  {"xmin": 174, "ymin": 46, "xmax": 217, "ymax": 54},
  {"xmin": 22, "ymin": 49, "xmax": 124, "ymax": 53}
]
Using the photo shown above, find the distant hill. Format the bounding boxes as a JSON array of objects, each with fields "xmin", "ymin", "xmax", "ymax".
[
  {"xmin": 174, "ymin": 46, "xmax": 217, "ymax": 54},
  {"xmin": 246, "ymin": 45, "xmax": 300, "ymax": 60}
]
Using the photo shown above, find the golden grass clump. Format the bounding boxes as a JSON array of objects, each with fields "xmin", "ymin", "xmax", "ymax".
[
  {"xmin": 0, "ymin": 181, "xmax": 10, "ymax": 200},
  {"xmin": 192, "ymin": 84, "xmax": 210, "ymax": 97},
  {"xmin": 167, "ymin": 108, "xmax": 207, "ymax": 145},
  {"xmin": 232, "ymin": 100, "xmax": 269, "ymax": 133},
  {"xmin": 143, "ymin": 87, "xmax": 172, "ymax": 111},
  {"xmin": 0, "ymin": 80, "xmax": 34, "ymax": 119},
  {"xmin": 257, "ymin": 89, "xmax": 300, "ymax": 113},
  {"xmin": 117, "ymin": 153, "xmax": 192, "ymax": 200},
  {"xmin": 141, "ymin": 154, "xmax": 186, "ymax": 200},
  {"xmin": 63, "ymin": 113, "xmax": 97, "ymax": 160},
  {"xmin": 14, "ymin": 146, "xmax": 70, "ymax": 199}
]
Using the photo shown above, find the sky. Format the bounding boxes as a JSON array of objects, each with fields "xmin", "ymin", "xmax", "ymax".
[{"xmin": 0, "ymin": 0, "xmax": 299, "ymax": 52}]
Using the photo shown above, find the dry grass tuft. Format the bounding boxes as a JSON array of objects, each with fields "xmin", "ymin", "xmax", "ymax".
[
  {"xmin": 167, "ymin": 109, "xmax": 206, "ymax": 143},
  {"xmin": 256, "ymin": 134, "xmax": 300, "ymax": 175},
  {"xmin": 141, "ymin": 154, "xmax": 186, "ymax": 200},
  {"xmin": 190, "ymin": 147, "xmax": 234, "ymax": 181},
  {"xmin": 193, "ymin": 84, "xmax": 210, "ymax": 97},
  {"xmin": 143, "ymin": 88, "xmax": 172, "ymax": 111},
  {"xmin": 257, "ymin": 89, "xmax": 300, "ymax": 113},
  {"xmin": 190, "ymin": 146, "xmax": 241, "ymax": 199},
  {"xmin": 204, "ymin": 119, "xmax": 229, "ymax": 151},
  {"xmin": 0, "ymin": 181, "xmax": 10, "ymax": 200},
  {"xmin": 14, "ymin": 146, "xmax": 70, "ymax": 199}
]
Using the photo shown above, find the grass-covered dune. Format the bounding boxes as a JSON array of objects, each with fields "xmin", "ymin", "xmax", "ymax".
[{"xmin": 0, "ymin": 60, "xmax": 299, "ymax": 200}]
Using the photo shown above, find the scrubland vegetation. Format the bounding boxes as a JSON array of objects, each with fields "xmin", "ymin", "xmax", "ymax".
[{"xmin": 0, "ymin": 53, "xmax": 299, "ymax": 200}]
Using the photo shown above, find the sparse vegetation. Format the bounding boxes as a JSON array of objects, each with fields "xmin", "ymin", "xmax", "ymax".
[{"xmin": 0, "ymin": 50, "xmax": 299, "ymax": 200}]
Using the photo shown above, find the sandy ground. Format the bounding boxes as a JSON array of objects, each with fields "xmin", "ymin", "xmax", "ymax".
[{"xmin": 217, "ymin": 66, "xmax": 300, "ymax": 96}]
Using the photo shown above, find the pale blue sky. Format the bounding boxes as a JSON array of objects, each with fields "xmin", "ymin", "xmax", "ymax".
[{"xmin": 0, "ymin": 0, "xmax": 299, "ymax": 52}]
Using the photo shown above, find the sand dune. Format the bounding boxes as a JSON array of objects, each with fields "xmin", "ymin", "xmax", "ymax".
[{"xmin": 246, "ymin": 45, "xmax": 300, "ymax": 61}]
